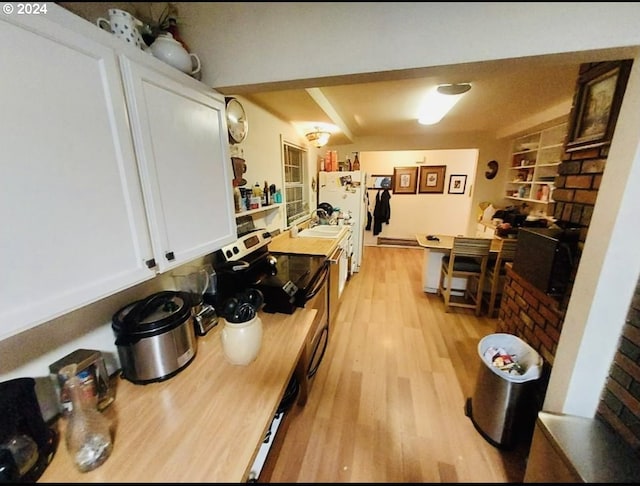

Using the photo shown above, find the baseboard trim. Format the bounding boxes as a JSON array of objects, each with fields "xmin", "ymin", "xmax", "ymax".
[{"xmin": 376, "ymin": 237, "xmax": 420, "ymax": 247}]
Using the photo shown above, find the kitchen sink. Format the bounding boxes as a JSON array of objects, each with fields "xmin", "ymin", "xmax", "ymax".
[{"xmin": 298, "ymin": 225, "xmax": 346, "ymax": 239}]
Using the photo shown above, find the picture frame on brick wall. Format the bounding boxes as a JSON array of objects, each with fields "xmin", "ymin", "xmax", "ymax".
[{"xmin": 566, "ymin": 60, "xmax": 633, "ymax": 152}]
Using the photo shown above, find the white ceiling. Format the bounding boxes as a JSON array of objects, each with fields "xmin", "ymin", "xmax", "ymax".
[{"xmin": 236, "ymin": 55, "xmax": 587, "ymax": 146}]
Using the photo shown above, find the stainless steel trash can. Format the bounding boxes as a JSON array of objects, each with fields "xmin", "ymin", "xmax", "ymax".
[{"xmin": 464, "ymin": 333, "xmax": 542, "ymax": 449}]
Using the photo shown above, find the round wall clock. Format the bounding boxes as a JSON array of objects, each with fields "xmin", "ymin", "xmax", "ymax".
[{"xmin": 225, "ymin": 97, "xmax": 248, "ymax": 144}]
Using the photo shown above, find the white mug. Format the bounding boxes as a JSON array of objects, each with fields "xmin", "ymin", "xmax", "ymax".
[{"xmin": 96, "ymin": 8, "xmax": 146, "ymax": 51}]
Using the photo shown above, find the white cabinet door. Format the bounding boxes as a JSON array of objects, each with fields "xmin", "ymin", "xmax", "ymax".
[
  {"xmin": 119, "ymin": 56, "xmax": 236, "ymax": 272},
  {"xmin": 0, "ymin": 14, "xmax": 155, "ymax": 340}
]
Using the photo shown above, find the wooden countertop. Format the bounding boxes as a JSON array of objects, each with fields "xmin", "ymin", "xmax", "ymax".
[
  {"xmin": 268, "ymin": 228, "xmax": 345, "ymax": 256},
  {"xmin": 415, "ymin": 234, "xmax": 502, "ymax": 252},
  {"xmin": 39, "ymin": 308, "xmax": 316, "ymax": 483}
]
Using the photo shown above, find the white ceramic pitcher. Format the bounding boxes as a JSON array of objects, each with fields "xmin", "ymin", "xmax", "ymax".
[{"xmin": 96, "ymin": 8, "xmax": 147, "ymax": 51}]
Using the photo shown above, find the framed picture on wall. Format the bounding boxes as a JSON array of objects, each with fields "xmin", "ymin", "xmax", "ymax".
[
  {"xmin": 448, "ymin": 174, "xmax": 467, "ymax": 194},
  {"xmin": 392, "ymin": 167, "xmax": 418, "ymax": 194},
  {"xmin": 418, "ymin": 165, "xmax": 446, "ymax": 193},
  {"xmin": 566, "ymin": 60, "xmax": 633, "ymax": 152}
]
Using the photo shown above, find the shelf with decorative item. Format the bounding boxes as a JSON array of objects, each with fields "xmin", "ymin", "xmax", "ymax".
[
  {"xmin": 505, "ymin": 195, "xmax": 552, "ymax": 205},
  {"xmin": 534, "ymin": 162, "xmax": 560, "ymax": 184},
  {"xmin": 505, "ymin": 181, "xmax": 529, "ymax": 199},
  {"xmin": 511, "ymin": 154, "xmax": 537, "ymax": 168},
  {"xmin": 235, "ymin": 203, "xmax": 283, "ymax": 218},
  {"xmin": 508, "ymin": 166, "xmax": 535, "ymax": 183},
  {"xmin": 505, "ymin": 121, "xmax": 567, "ymax": 213},
  {"xmin": 505, "ymin": 180, "xmax": 553, "ymax": 203}
]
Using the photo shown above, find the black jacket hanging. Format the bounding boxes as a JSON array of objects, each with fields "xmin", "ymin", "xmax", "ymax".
[
  {"xmin": 365, "ymin": 190, "xmax": 372, "ymax": 231},
  {"xmin": 373, "ymin": 189, "xmax": 391, "ymax": 236}
]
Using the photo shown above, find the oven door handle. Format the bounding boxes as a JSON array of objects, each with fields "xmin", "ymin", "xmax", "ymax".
[
  {"xmin": 305, "ymin": 262, "xmax": 329, "ymax": 301},
  {"xmin": 307, "ymin": 325, "xmax": 328, "ymax": 378}
]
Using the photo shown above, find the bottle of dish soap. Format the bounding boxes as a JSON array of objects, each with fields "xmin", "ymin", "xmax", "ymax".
[{"xmin": 250, "ymin": 182, "xmax": 262, "ymax": 209}]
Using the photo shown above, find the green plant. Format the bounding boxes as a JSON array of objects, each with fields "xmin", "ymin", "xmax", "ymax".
[{"xmin": 133, "ymin": 2, "xmax": 179, "ymax": 40}]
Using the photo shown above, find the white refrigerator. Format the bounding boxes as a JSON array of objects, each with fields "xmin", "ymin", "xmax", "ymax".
[{"xmin": 318, "ymin": 170, "xmax": 366, "ymax": 273}]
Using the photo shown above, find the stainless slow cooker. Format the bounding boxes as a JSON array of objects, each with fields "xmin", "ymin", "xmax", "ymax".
[{"xmin": 112, "ymin": 291, "xmax": 196, "ymax": 384}]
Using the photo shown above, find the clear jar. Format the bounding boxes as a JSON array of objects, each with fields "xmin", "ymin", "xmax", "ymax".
[{"xmin": 59, "ymin": 364, "xmax": 113, "ymax": 473}]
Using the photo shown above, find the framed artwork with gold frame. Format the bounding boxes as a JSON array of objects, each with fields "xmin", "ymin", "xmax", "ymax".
[
  {"xmin": 392, "ymin": 167, "xmax": 418, "ymax": 194},
  {"xmin": 566, "ymin": 60, "xmax": 632, "ymax": 152},
  {"xmin": 418, "ymin": 165, "xmax": 446, "ymax": 193}
]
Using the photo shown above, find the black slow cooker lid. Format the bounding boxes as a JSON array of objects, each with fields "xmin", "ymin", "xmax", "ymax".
[{"xmin": 112, "ymin": 291, "xmax": 191, "ymax": 337}]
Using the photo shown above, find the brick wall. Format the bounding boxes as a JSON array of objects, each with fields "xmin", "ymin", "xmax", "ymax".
[
  {"xmin": 497, "ymin": 59, "xmax": 640, "ymax": 454},
  {"xmin": 496, "ymin": 264, "xmax": 563, "ymax": 409},
  {"xmin": 597, "ymin": 276, "xmax": 640, "ymax": 453},
  {"xmin": 497, "ymin": 264, "xmax": 564, "ymax": 368}
]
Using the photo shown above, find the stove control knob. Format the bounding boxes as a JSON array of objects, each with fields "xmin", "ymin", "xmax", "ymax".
[{"xmin": 266, "ymin": 255, "xmax": 278, "ymax": 275}]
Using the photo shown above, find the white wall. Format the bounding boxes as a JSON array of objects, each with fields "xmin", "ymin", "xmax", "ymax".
[
  {"xmin": 178, "ymin": 3, "xmax": 640, "ymax": 90},
  {"xmin": 360, "ymin": 149, "xmax": 478, "ymax": 244},
  {"xmin": 228, "ymin": 95, "xmax": 316, "ymax": 232},
  {"xmin": 316, "ymin": 135, "xmax": 513, "ymax": 236}
]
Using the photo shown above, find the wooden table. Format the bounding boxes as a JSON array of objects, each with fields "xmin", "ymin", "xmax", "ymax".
[
  {"xmin": 415, "ymin": 234, "xmax": 502, "ymax": 252},
  {"xmin": 415, "ymin": 234, "xmax": 502, "ymax": 293},
  {"xmin": 38, "ymin": 308, "xmax": 316, "ymax": 483}
]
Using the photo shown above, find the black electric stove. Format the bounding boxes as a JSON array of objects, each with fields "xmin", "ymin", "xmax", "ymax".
[{"xmin": 212, "ymin": 230, "xmax": 328, "ymax": 314}]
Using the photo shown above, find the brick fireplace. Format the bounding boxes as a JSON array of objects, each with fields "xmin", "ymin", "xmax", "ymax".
[{"xmin": 496, "ymin": 60, "xmax": 640, "ymax": 455}]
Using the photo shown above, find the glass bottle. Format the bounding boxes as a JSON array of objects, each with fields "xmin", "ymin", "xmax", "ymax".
[
  {"xmin": 233, "ymin": 181, "xmax": 242, "ymax": 213},
  {"xmin": 352, "ymin": 152, "xmax": 360, "ymax": 170},
  {"xmin": 59, "ymin": 364, "xmax": 113, "ymax": 473},
  {"xmin": 165, "ymin": 17, "xmax": 190, "ymax": 52}
]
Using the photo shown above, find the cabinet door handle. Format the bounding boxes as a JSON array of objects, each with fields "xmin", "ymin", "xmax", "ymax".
[
  {"xmin": 328, "ymin": 247, "xmax": 343, "ymax": 263},
  {"xmin": 165, "ymin": 251, "xmax": 175, "ymax": 261},
  {"xmin": 145, "ymin": 258, "xmax": 157, "ymax": 269}
]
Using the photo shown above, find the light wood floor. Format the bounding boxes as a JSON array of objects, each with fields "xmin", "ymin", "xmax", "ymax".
[{"xmin": 264, "ymin": 246, "xmax": 529, "ymax": 483}]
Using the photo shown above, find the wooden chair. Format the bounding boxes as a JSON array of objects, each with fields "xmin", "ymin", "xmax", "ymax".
[
  {"xmin": 485, "ymin": 238, "xmax": 519, "ymax": 317},
  {"xmin": 437, "ymin": 237, "xmax": 492, "ymax": 316}
]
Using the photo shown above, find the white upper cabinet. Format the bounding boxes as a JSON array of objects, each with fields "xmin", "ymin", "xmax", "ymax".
[
  {"xmin": 119, "ymin": 56, "xmax": 236, "ymax": 273},
  {"xmin": 0, "ymin": 6, "xmax": 235, "ymax": 340},
  {"xmin": 0, "ymin": 10, "xmax": 154, "ymax": 340}
]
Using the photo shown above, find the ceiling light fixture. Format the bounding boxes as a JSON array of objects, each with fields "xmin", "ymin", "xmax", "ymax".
[
  {"xmin": 305, "ymin": 128, "xmax": 331, "ymax": 148},
  {"xmin": 418, "ymin": 83, "xmax": 472, "ymax": 125}
]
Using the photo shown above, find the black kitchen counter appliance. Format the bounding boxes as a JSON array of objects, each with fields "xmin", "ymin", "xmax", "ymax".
[{"xmin": 212, "ymin": 230, "xmax": 328, "ymax": 314}]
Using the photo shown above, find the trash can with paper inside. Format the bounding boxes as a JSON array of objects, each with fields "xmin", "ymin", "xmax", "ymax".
[{"xmin": 464, "ymin": 333, "xmax": 543, "ymax": 449}]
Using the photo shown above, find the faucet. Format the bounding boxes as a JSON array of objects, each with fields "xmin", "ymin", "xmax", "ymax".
[{"xmin": 309, "ymin": 208, "xmax": 328, "ymax": 227}]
